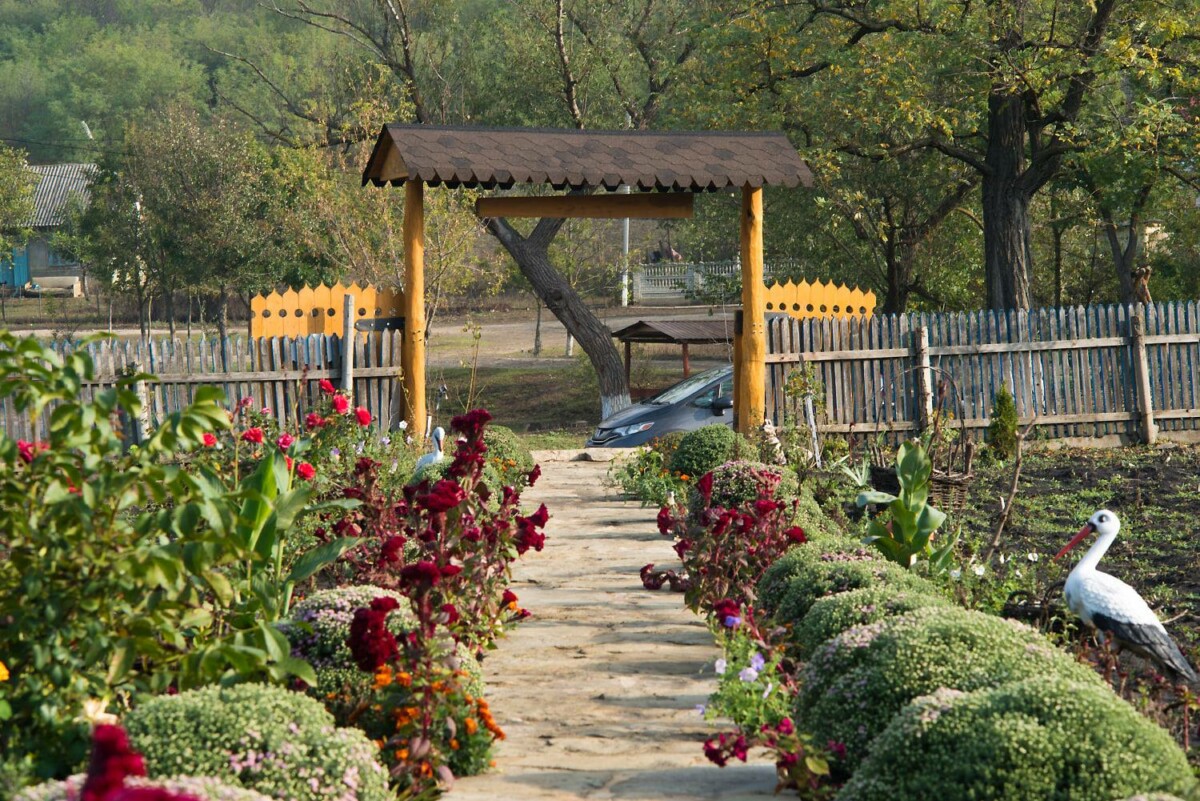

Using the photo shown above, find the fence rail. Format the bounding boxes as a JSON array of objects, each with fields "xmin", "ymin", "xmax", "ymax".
[
  {"xmin": 1, "ymin": 332, "xmax": 406, "ymax": 443},
  {"xmin": 766, "ymin": 301, "xmax": 1200, "ymax": 445}
]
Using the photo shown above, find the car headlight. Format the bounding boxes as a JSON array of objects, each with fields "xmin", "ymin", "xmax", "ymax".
[{"xmin": 613, "ymin": 422, "xmax": 654, "ymax": 438}]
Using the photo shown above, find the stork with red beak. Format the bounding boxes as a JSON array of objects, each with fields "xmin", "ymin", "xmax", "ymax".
[{"xmin": 1056, "ymin": 510, "xmax": 1196, "ymax": 683}]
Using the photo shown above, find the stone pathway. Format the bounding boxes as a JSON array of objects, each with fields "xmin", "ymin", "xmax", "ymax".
[{"xmin": 451, "ymin": 453, "xmax": 776, "ymax": 800}]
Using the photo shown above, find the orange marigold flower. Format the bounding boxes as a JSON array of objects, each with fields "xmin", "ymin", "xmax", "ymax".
[
  {"xmin": 419, "ymin": 762, "xmax": 433, "ymax": 778},
  {"xmin": 395, "ymin": 749, "xmax": 409, "ymax": 761},
  {"xmin": 450, "ymin": 739, "xmax": 460, "ymax": 751},
  {"xmin": 373, "ymin": 665, "xmax": 394, "ymax": 689},
  {"xmin": 395, "ymin": 671, "xmax": 413, "ymax": 688},
  {"xmin": 464, "ymin": 718, "xmax": 478, "ymax": 735}
]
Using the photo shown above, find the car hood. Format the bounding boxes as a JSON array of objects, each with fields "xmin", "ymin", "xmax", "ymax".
[{"xmin": 595, "ymin": 401, "xmax": 667, "ymax": 429}]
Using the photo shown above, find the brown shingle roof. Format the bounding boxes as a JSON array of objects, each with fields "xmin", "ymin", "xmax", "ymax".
[{"xmin": 362, "ymin": 125, "xmax": 812, "ymax": 191}]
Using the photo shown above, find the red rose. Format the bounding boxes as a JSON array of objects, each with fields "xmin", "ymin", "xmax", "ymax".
[
  {"xmin": 202, "ymin": 432, "xmax": 217, "ymax": 448},
  {"xmin": 319, "ymin": 378, "xmax": 336, "ymax": 394},
  {"xmin": 304, "ymin": 412, "xmax": 325, "ymax": 430},
  {"xmin": 285, "ymin": 456, "xmax": 294, "ymax": 471},
  {"xmin": 355, "ymin": 407, "xmax": 372, "ymax": 426},
  {"xmin": 17, "ymin": 440, "xmax": 47, "ymax": 463},
  {"xmin": 276, "ymin": 433, "xmax": 295, "ymax": 451},
  {"xmin": 297, "ymin": 462, "xmax": 316, "ymax": 480},
  {"xmin": 331, "ymin": 394, "xmax": 350, "ymax": 414},
  {"xmin": 240, "ymin": 427, "xmax": 264, "ymax": 444}
]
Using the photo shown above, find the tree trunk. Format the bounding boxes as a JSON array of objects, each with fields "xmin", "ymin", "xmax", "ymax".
[
  {"xmin": 485, "ymin": 215, "xmax": 631, "ymax": 418},
  {"xmin": 982, "ymin": 91, "xmax": 1033, "ymax": 310},
  {"xmin": 533, "ymin": 298, "xmax": 543, "ymax": 356},
  {"xmin": 166, "ymin": 291, "xmax": 177, "ymax": 339}
]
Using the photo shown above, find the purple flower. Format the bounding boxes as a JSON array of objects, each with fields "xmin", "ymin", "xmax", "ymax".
[
  {"xmin": 714, "ymin": 658, "xmax": 727, "ymax": 675},
  {"xmin": 330, "ymin": 447, "xmax": 340, "ymax": 457},
  {"xmin": 749, "ymin": 652, "xmax": 766, "ymax": 671},
  {"xmin": 739, "ymin": 666, "xmax": 759, "ymax": 682},
  {"xmin": 723, "ymin": 615, "xmax": 742, "ymax": 628}
]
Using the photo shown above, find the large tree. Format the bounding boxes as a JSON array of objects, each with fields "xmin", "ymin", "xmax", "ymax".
[
  {"xmin": 0, "ymin": 144, "xmax": 36, "ymax": 256},
  {"xmin": 706, "ymin": 0, "xmax": 1199, "ymax": 310}
]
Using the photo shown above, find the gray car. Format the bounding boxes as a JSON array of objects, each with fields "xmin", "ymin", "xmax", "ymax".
[{"xmin": 586, "ymin": 365, "xmax": 734, "ymax": 447}]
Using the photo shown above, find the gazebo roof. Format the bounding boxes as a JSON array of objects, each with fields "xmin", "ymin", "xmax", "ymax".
[
  {"xmin": 362, "ymin": 124, "xmax": 812, "ymax": 192},
  {"xmin": 610, "ymin": 319, "xmax": 734, "ymax": 345}
]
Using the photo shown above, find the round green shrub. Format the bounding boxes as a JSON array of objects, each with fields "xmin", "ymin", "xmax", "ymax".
[
  {"xmin": 686, "ymin": 459, "xmax": 798, "ymax": 519},
  {"xmin": 668, "ymin": 424, "xmax": 752, "ymax": 479},
  {"xmin": 792, "ymin": 481, "xmax": 847, "ymax": 541},
  {"xmin": 124, "ymin": 683, "xmax": 391, "ymax": 801},
  {"xmin": 797, "ymin": 607, "xmax": 1106, "ymax": 773},
  {"xmin": 16, "ymin": 775, "xmax": 274, "ymax": 801},
  {"xmin": 483, "ymin": 424, "xmax": 534, "ymax": 487},
  {"xmin": 648, "ymin": 430, "xmax": 687, "ymax": 464},
  {"xmin": 839, "ymin": 678, "xmax": 1196, "ymax": 801},
  {"xmin": 756, "ymin": 541, "xmax": 871, "ymax": 617},
  {"xmin": 791, "ymin": 585, "xmax": 951, "ymax": 659},
  {"xmin": 757, "ymin": 543, "xmax": 935, "ymax": 624}
]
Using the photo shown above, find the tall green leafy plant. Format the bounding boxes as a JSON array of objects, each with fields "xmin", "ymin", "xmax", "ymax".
[
  {"xmin": 857, "ymin": 441, "xmax": 955, "ymax": 570},
  {"xmin": 0, "ymin": 335, "xmax": 353, "ymax": 780}
]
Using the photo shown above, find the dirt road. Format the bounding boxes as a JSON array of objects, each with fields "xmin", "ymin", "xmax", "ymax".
[{"xmin": 450, "ymin": 453, "xmax": 775, "ymax": 801}]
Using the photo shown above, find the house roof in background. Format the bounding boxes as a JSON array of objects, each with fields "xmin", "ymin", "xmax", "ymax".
[
  {"xmin": 28, "ymin": 163, "xmax": 95, "ymax": 228},
  {"xmin": 362, "ymin": 125, "xmax": 813, "ymax": 192}
]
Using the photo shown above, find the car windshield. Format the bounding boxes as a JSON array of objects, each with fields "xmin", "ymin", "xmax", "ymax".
[{"xmin": 645, "ymin": 367, "xmax": 731, "ymax": 405}]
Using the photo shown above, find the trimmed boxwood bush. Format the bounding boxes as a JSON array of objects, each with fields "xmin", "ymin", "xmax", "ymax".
[
  {"xmin": 790, "ymin": 585, "xmax": 952, "ymax": 659},
  {"xmin": 668, "ymin": 424, "xmax": 752, "ymax": 479},
  {"xmin": 483, "ymin": 424, "xmax": 534, "ymax": 487},
  {"xmin": 124, "ymin": 683, "xmax": 391, "ymax": 801},
  {"xmin": 839, "ymin": 678, "xmax": 1196, "ymax": 801},
  {"xmin": 16, "ymin": 775, "xmax": 274, "ymax": 801},
  {"xmin": 757, "ymin": 543, "xmax": 936, "ymax": 625},
  {"xmin": 796, "ymin": 607, "xmax": 1106, "ymax": 772}
]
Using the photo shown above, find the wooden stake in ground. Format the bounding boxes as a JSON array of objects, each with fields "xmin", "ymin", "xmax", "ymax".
[{"xmin": 980, "ymin": 418, "xmax": 1037, "ymax": 565}]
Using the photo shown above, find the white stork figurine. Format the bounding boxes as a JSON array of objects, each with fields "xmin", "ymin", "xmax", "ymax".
[
  {"xmin": 1056, "ymin": 509, "xmax": 1196, "ymax": 683},
  {"xmin": 414, "ymin": 426, "xmax": 446, "ymax": 475}
]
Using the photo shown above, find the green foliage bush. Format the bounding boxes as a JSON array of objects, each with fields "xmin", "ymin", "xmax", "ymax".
[
  {"xmin": 839, "ymin": 679, "xmax": 1196, "ymax": 801},
  {"xmin": 790, "ymin": 586, "xmax": 951, "ymax": 659},
  {"xmin": 125, "ymin": 683, "xmax": 391, "ymax": 801},
  {"xmin": 606, "ymin": 445, "xmax": 681, "ymax": 507},
  {"xmin": 15, "ymin": 775, "xmax": 273, "ymax": 801},
  {"xmin": 986, "ymin": 383, "xmax": 1019, "ymax": 460},
  {"xmin": 758, "ymin": 543, "xmax": 937, "ymax": 625},
  {"xmin": 483, "ymin": 423, "xmax": 534, "ymax": 487},
  {"xmin": 796, "ymin": 607, "xmax": 1105, "ymax": 772},
  {"xmin": 668, "ymin": 424, "xmax": 751, "ymax": 480},
  {"xmin": 792, "ymin": 481, "xmax": 849, "ymax": 541}
]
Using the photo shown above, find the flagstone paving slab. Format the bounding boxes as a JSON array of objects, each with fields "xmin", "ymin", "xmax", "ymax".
[{"xmin": 450, "ymin": 453, "xmax": 776, "ymax": 801}]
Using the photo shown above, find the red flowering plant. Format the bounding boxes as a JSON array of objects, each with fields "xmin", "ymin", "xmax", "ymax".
[
  {"xmin": 648, "ymin": 466, "xmax": 807, "ymax": 621},
  {"xmin": 342, "ymin": 408, "xmax": 545, "ymax": 795}
]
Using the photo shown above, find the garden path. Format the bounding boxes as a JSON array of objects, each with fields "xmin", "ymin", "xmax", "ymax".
[{"xmin": 451, "ymin": 452, "xmax": 776, "ymax": 801}]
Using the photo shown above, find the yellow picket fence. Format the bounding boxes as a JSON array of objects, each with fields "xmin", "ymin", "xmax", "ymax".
[
  {"xmin": 763, "ymin": 279, "xmax": 876, "ymax": 320},
  {"xmin": 250, "ymin": 283, "xmax": 405, "ymax": 338}
]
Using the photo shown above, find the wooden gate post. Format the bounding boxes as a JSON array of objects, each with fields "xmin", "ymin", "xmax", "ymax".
[
  {"xmin": 403, "ymin": 180, "xmax": 427, "ymax": 440},
  {"xmin": 341, "ymin": 293, "xmax": 355, "ymax": 399},
  {"xmin": 737, "ymin": 185, "xmax": 766, "ymax": 434},
  {"xmin": 1130, "ymin": 309, "xmax": 1157, "ymax": 445},
  {"xmin": 913, "ymin": 326, "xmax": 933, "ymax": 432}
]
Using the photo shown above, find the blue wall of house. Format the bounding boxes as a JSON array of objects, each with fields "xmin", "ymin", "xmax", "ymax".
[{"xmin": 0, "ymin": 247, "xmax": 31, "ymax": 287}]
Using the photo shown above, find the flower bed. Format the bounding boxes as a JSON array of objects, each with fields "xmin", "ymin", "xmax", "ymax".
[{"xmin": 0, "ymin": 334, "xmax": 546, "ymax": 799}]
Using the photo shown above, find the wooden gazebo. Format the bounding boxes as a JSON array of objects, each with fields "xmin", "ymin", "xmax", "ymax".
[
  {"xmin": 610, "ymin": 319, "xmax": 734, "ymax": 384},
  {"xmin": 361, "ymin": 124, "xmax": 811, "ymax": 436}
]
